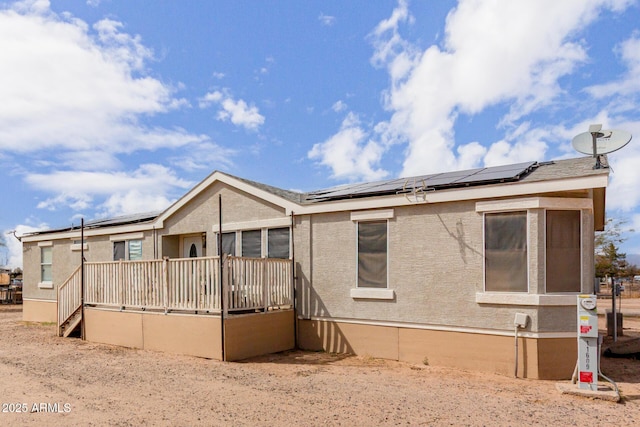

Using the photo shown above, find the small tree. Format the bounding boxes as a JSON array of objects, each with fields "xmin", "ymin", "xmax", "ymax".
[
  {"xmin": 595, "ymin": 217, "xmax": 634, "ymax": 280},
  {"xmin": 595, "ymin": 242, "xmax": 628, "ymax": 278}
]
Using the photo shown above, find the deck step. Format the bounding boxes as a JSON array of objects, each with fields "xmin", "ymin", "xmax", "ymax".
[{"xmin": 60, "ymin": 307, "xmax": 82, "ymax": 337}]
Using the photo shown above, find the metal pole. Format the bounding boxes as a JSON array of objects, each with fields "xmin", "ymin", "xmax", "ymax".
[
  {"xmin": 218, "ymin": 194, "xmax": 225, "ymax": 361},
  {"xmin": 590, "ymin": 128, "xmax": 602, "ymax": 169},
  {"xmin": 291, "ymin": 211, "xmax": 297, "ymax": 348},
  {"xmin": 612, "ymin": 276, "xmax": 617, "ymax": 342},
  {"xmin": 80, "ymin": 218, "xmax": 85, "ymax": 341}
]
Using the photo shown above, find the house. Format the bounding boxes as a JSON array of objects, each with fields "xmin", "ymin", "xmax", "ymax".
[{"xmin": 20, "ymin": 156, "xmax": 609, "ymax": 379}]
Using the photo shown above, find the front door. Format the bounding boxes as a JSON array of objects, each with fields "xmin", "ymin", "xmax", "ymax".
[{"xmin": 183, "ymin": 235, "xmax": 203, "ymax": 258}]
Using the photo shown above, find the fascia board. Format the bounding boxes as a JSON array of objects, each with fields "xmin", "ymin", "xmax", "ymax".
[{"xmin": 21, "ymin": 223, "xmax": 153, "ymax": 243}]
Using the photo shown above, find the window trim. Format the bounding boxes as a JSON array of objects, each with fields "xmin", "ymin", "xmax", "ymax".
[
  {"xmin": 350, "ymin": 212, "xmax": 394, "ymax": 300},
  {"xmin": 477, "ymin": 197, "xmax": 591, "ymax": 304},
  {"xmin": 39, "ymin": 245, "xmax": 53, "ymax": 289}
]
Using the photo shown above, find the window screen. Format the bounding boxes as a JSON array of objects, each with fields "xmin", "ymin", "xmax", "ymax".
[
  {"xmin": 546, "ymin": 210, "xmax": 581, "ymax": 293},
  {"xmin": 113, "ymin": 241, "xmax": 125, "ymax": 261},
  {"xmin": 41, "ymin": 246, "xmax": 52, "ymax": 282},
  {"xmin": 242, "ymin": 230, "xmax": 262, "ymax": 258},
  {"xmin": 485, "ymin": 212, "xmax": 527, "ymax": 292},
  {"xmin": 357, "ymin": 221, "xmax": 387, "ymax": 288},
  {"xmin": 268, "ymin": 228, "xmax": 290, "ymax": 259},
  {"xmin": 220, "ymin": 232, "xmax": 236, "ymax": 256}
]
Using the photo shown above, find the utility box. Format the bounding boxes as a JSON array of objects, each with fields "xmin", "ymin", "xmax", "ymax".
[
  {"xmin": 577, "ymin": 295, "xmax": 598, "ymax": 391},
  {"xmin": 606, "ymin": 310, "xmax": 623, "ymax": 337}
]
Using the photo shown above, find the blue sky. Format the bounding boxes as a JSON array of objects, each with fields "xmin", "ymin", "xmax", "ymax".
[{"xmin": 1, "ymin": 0, "xmax": 640, "ymax": 268}]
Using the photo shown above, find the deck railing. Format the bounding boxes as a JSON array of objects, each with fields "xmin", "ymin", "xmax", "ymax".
[
  {"xmin": 224, "ymin": 256, "xmax": 293, "ymax": 313},
  {"xmin": 83, "ymin": 257, "xmax": 221, "ymax": 312},
  {"xmin": 75, "ymin": 255, "xmax": 291, "ymax": 314},
  {"xmin": 57, "ymin": 265, "xmax": 82, "ymax": 328}
]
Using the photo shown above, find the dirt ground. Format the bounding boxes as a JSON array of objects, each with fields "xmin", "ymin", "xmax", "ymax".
[{"xmin": 1, "ymin": 304, "xmax": 639, "ymax": 426}]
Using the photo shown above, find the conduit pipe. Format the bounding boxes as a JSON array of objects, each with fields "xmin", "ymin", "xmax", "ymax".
[{"xmin": 514, "ymin": 313, "xmax": 529, "ymax": 378}]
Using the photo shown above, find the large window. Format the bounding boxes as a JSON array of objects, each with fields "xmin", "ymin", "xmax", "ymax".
[
  {"xmin": 267, "ymin": 228, "xmax": 290, "ymax": 259},
  {"xmin": 40, "ymin": 246, "xmax": 52, "ymax": 283},
  {"xmin": 546, "ymin": 210, "xmax": 581, "ymax": 292},
  {"xmin": 484, "ymin": 211, "xmax": 527, "ymax": 292},
  {"xmin": 357, "ymin": 220, "xmax": 388, "ymax": 288}
]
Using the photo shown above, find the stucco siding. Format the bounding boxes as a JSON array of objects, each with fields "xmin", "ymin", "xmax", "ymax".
[
  {"xmin": 298, "ymin": 198, "xmax": 593, "ymax": 334},
  {"xmin": 162, "ymin": 182, "xmax": 287, "ymax": 237}
]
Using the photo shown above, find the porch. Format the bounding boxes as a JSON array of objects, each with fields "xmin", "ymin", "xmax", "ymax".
[{"xmin": 57, "ymin": 256, "xmax": 295, "ymax": 361}]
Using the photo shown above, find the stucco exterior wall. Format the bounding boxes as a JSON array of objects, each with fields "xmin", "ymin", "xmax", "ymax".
[
  {"xmin": 159, "ymin": 182, "xmax": 288, "ymax": 256},
  {"xmin": 22, "ymin": 231, "xmax": 155, "ymax": 306},
  {"xmin": 297, "ymin": 196, "xmax": 596, "ymax": 335},
  {"xmin": 84, "ymin": 308, "xmax": 223, "ymax": 359},
  {"xmin": 224, "ymin": 310, "xmax": 295, "ymax": 361},
  {"xmin": 298, "ymin": 318, "xmax": 575, "ymax": 379}
]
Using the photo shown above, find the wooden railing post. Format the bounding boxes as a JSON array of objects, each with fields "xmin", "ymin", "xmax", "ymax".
[
  {"xmin": 163, "ymin": 257, "xmax": 169, "ymax": 314},
  {"xmin": 222, "ymin": 257, "xmax": 229, "ymax": 317},
  {"xmin": 118, "ymin": 259, "xmax": 124, "ymax": 310},
  {"xmin": 263, "ymin": 257, "xmax": 268, "ymax": 312}
]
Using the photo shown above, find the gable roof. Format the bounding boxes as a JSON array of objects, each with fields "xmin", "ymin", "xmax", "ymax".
[{"xmin": 22, "ymin": 156, "xmax": 609, "ymax": 240}]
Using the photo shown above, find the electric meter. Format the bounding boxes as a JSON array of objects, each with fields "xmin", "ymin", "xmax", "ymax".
[{"xmin": 580, "ymin": 297, "xmax": 597, "ymax": 310}]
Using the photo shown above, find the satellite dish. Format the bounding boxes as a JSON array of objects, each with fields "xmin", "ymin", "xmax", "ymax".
[{"xmin": 571, "ymin": 124, "xmax": 632, "ymax": 169}]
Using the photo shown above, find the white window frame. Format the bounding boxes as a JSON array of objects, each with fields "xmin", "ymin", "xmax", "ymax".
[
  {"xmin": 482, "ymin": 210, "xmax": 530, "ymax": 293},
  {"xmin": 350, "ymin": 209, "xmax": 395, "ymax": 300},
  {"xmin": 70, "ymin": 239, "xmax": 88, "ymax": 252},
  {"xmin": 38, "ymin": 241, "xmax": 53, "ymax": 289},
  {"xmin": 110, "ymin": 233, "xmax": 144, "ymax": 261},
  {"xmin": 475, "ymin": 197, "xmax": 592, "ymax": 306}
]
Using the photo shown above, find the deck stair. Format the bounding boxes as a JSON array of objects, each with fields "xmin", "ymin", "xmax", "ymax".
[
  {"xmin": 57, "ymin": 266, "xmax": 83, "ymax": 337},
  {"xmin": 59, "ymin": 306, "xmax": 82, "ymax": 337}
]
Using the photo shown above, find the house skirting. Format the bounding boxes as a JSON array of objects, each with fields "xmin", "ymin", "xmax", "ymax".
[
  {"xmin": 84, "ymin": 307, "xmax": 294, "ymax": 361},
  {"xmin": 23, "ymin": 299, "xmax": 57, "ymax": 323},
  {"xmin": 297, "ymin": 318, "xmax": 576, "ymax": 380}
]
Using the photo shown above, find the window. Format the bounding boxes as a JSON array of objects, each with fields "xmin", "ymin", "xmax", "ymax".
[
  {"xmin": 41, "ymin": 246, "xmax": 52, "ymax": 283},
  {"xmin": 357, "ymin": 220, "xmax": 387, "ymax": 288},
  {"xmin": 267, "ymin": 228, "xmax": 290, "ymax": 259},
  {"xmin": 242, "ymin": 230, "xmax": 262, "ymax": 258},
  {"xmin": 113, "ymin": 241, "xmax": 125, "ymax": 261},
  {"xmin": 485, "ymin": 211, "xmax": 527, "ymax": 292},
  {"xmin": 546, "ymin": 210, "xmax": 581, "ymax": 292},
  {"xmin": 128, "ymin": 240, "xmax": 142, "ymax": 260},
  {"xmin": 220, "ymin": 232, "xmax": 236, "ymax": 256},
  {"xmin": 113, "ymin": 240, "xmax": 142, "ymax": 261}
]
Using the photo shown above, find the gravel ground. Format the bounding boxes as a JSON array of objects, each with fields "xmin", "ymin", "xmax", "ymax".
[{"xmin": 1, "ymin": 304, "xmax": 639, "ymax": 426}]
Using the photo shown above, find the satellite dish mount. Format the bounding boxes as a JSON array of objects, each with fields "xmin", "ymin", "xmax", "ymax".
[{"xmin": 571, "ymin": 124, "xmax": 632, "ymax": 169}]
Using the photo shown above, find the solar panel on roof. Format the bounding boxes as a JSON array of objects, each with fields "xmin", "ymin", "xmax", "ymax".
[{"xmin": 305, "ymin": 161, "xmax": 537, "ymax": 202}]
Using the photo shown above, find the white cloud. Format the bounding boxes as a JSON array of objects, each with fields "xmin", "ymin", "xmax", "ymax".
[
  {"xmin": 366, "ymin": 0, "xmax": 631, "ymax": 177},
  {"xmin": 586, "ymin": 34, "xmax": 640, "ymax": 98},
  {"xmin": 25, "ymin": 164, "xmax": 193, "ymax": 217},
  {"xmin": 0, "ymin": 1, "xmax": 201, "ymax": 155},
  {"xmin": 308, "ymin": 113, "xmax": 388, "ymax": 181},
  {"xmin": 199, "ymin": 90, "xmax": 265, "ymax": 131},
  {"xmin": 318, "ymin": 13, "xmax": 336, "ymax": 27},
  {"xmin": 332, "ymin": 100, "xmax": 347, "ymax": 113},
  {"xmin": 169, "ymin": 142, "xmax": 237, "ymax": 171},
  {"xmin": 5, "ymin": 223, "xmax": 49, "ymax": 269}
]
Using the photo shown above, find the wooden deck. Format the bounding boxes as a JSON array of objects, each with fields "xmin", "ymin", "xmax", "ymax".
[{"xmin": 57, "ymin": 256, "xmax": 293, "ymax": 336}]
